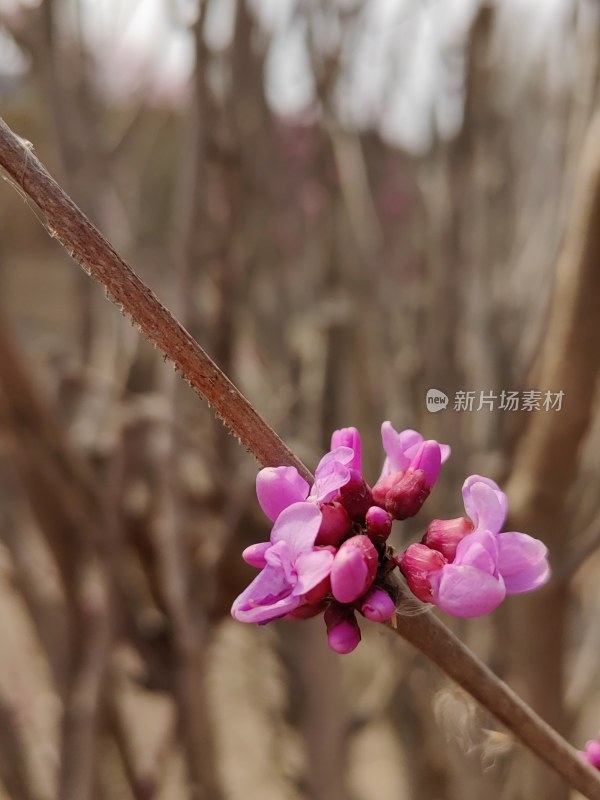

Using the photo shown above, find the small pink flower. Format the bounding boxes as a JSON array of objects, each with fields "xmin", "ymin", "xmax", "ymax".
[
  {"xmin": 330, "ymin": 535, "xmax": 378, "ymax": 603},
  {"xmin": 231, "ymin": 503, "xmax": 334, "ymax": 623},
  {"xmin": 378, "ymin": 422, "xmax": 450, "ymax": 480},
  {"xmin": 256, "ymin": 446, "xmax": 356, "ymax": 522},
  {"xmin": 372, "ymin": 423, "xmax": 450, "ymax": 519},
  {"xmin": 426, "ymin": 476, "xmax": 550, "ymax": 617}
]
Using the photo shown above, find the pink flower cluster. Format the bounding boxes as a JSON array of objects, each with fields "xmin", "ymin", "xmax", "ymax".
[{"xmin": 231, "ymin": 424, "xmax": 551, "ymax": 654}]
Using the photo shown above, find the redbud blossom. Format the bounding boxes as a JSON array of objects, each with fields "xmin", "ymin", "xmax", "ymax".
[
  {"xmin": 396, "ymin": 543, "xmax": 447, "ymax": 603},
  {"xmin": 383, "ymin": 469, "xmax": 431, "ymax": 520},
  {"xmin": 365, "ymin": 506, "xmax": 393, "ymax": 546},
  {"xmin": 325, "ymin": 603, "xmax": 361, "ymax": 654},
  {"xmin": 330, "ymin": 535, "xmax": 378, "ymax": 603}
]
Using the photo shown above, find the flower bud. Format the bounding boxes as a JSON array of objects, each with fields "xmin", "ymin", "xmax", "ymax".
[
  {"xmin": 331, "ymin": 427, "xmax": 362, "ymax": 473},
  {"xmin": 330, "ymin": 535, "xmax": 378, "ymax": 603},
  {"xmin": 358, "ymin": 587, "xmax": 395, "ymax": 622},
  {"xmin": 396, "ymin": 543, "xmax": 447, "ymax": 603},
  {"xmin": 422, "ymin": 517, "xmax": 473, "ymax": 562},
  {"xmin": 384, "ymin": 469, "xmax": 430, "ymax": 520},
  {"xmin": 339, "ymin": 470, "xmax": 373, "ymax": 521},
  {"xmin": 315, "ymin": 501, "xmax": 352, "ymax": 547},
  {"xmin": 324, "ymin": 603, "xmax": 361, "ymax": 654},
  {"xmin": 371, "ymin": 473, "xmax": 396, "ymax": 508},
  {"xmin": 365, "ymin": 506, "xmax": 393, "ymax": 546}
]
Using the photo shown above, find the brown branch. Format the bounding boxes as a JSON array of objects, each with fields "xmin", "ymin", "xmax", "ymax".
[
  {"xmin": 0, "ymin": 116, "xmax": 310, "ymax": 482},
  {"xmin": 386, "ymin": 601, "xmax": 600, "ymax": 800}
]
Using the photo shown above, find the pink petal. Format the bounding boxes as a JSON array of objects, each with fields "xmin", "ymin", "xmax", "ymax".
[
  {"xmin": 256, "ymin": 466, "xmax": 309, "ymax": 522},
  {"xmin": 293, "ymin": 549, "xmax": 335, "ymax": 595},
  {"xmin": 430, "ymin": 565, "xmax": 506, "ymax": 617},
  {"xmin": 242, "ymin": 541, "xmax": 271, "ymax": 569},
  {"xmin": 411, "ymin": 441, "xmax": 442, "ymax": 488},
  {"xmin": 497, "ymin": 532, "xmax": 551, "ymax": 594},
  {"xmin": 380, "ymin": 422, "xmax": 422, "ymax": 476},
  {"xmin": 330, "ymin": 427, "xmax": 362, "ymax": 472},
  {"xmin": 439, "ymin": 444, "xmax": 451, "ymax": 463},
  {"xmin": 311, "ymin": 446, "xmax": 354, "ymax": 503},
  {"xmin": 265, "ymin": 540, "xmax": 296, "ymax": 584},
  {"xmin": 231, "ymin": 566, "xmax": 301, "ymax": 623},
  {"xmin": 462, "ymin": 475, "xmax": 507, "ymax": 535},
  {"xmin": 270, "ymin": 502, "xmax": 323, "ymax": 558},
  {"xmin": 454, "ymin": 530, "xmax": 499, "ymax": 574}
]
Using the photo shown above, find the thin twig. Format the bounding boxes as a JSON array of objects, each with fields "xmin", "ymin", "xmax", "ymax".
[
  {"xmin": 386, "ymin": 600, "xmax": 600, "ymax": 800},
  {"xmin": 0, "ymin": 116, "xmax": 311, "ymax": 482}
]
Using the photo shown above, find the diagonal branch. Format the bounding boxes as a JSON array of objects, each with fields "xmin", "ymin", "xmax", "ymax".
[
  {"xmin": 0, "ymin": 116, "xmax": 310, "ymax": 482},
  {"xmin": 386, "ymin": 600, "xmax": 600, "ymax": 800},
  {"xmin": 2, "ymin": 114, "xmax": 600, "ymax": 799}
]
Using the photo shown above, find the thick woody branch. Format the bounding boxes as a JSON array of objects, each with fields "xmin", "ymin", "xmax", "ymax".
[{"xmin": 0, "ymin": 116, "xmax": 310, "ymax": 482}]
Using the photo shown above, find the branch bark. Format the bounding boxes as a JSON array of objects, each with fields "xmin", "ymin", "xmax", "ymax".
[
  {"xmin": 0, "ymin": 116, "xmax": 310, "ymax": 482},
  {"xmin": 386, "ymin": 601, "xmax": 600, "ymax": 800}
]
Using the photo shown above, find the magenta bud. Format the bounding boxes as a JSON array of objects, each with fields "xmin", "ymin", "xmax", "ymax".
[
  {"xmin": 339, "ymin": 470, "xmax": 373, "ymax": 521},
  {"xmin": 384, "ymin": 469, "xmax": 430, "ymax": 520},
  {"xmin": 365, "ymin": 506, "xmax": 393, "ymax": 546},
  {"xmin": 396, "ymin": 543, "xmax": 447, "ymax": 603},
  {"xmin": 324, "ymin": 603, "xmax": 361, "ymax": 654},
  {"xmin": 315, "ymin": 501, "xmax": 352, "ymax": 547},
  {"xmin": 358, "ymin": 587, "xmax": 396, "ymax": 622},
  {"xmin": 371, "ymin": 473, "xmax": 396, "ymax": 508},
  {"xmin": 330, "ymin": 535, "xmax": 378, "ymax": 603},
  {"xmin": 422, "ymin": 517, "xmax": 473, "ymax": 562}
]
